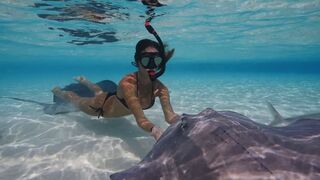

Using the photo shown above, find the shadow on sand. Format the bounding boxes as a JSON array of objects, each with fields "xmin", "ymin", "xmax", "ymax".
[{"xmin": 76, "ymin": 117, "xmax": 154, "ymax": 159}]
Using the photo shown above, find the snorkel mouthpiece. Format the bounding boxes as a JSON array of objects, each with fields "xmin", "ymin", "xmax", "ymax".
[
  {"xmin": 148, "ymin": 70, "xmax": 156, "ymax": 76},
  {"xmin": 144, "ymin": 18, "xmax": 166, "ymax": 80}
]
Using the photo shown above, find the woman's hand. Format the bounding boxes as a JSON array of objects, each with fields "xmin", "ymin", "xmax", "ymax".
[
  {"xmin": 169, "ymin": 114, "xmax": 180, "ymax": 124},
  {"xmin": 151, "ymin": 126, "xmax": 164, "ymax": 141}
]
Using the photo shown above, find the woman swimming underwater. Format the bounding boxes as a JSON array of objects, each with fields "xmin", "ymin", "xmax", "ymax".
[{"xmin": 52, "ymin": 20, "xmax": 179, "ymax": 140}]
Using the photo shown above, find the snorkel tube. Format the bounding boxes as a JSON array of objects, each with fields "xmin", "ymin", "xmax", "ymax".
[{"xmin": 144, "ymin": 18, "xmax": 166, "ymax": 80}]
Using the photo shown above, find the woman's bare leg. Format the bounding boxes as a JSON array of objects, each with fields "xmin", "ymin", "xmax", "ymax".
[
  {"xmin": 52, "ymin": 87, "xmax": 99, "ymax": 116},
  {"xmin": 74, "ymin": 76, "xmax": 103, "ymax": 96}
]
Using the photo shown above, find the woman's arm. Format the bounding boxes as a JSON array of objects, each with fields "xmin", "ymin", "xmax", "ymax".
[
  {"xmin": 155, "ymin": 80, "xmax": 179, "ymax": 124},
  {"xmin": 119, "ymin": 75, "xmax": 155, "ymax": 132}
]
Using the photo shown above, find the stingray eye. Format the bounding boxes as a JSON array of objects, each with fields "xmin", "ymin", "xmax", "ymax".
[{"xmin": 180, "ymin": 120, "xmax": 188, "ymax": 132}]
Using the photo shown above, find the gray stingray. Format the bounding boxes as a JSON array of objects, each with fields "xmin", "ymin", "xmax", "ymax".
[
  {"xmin": 268, "ymin": 102, "xmax": 320, "ymax": 126},
  {"xmin": 110, "ymin": 108, "xmax": 320, "ymax": 180},
  {"xmin": 3, "ymin": 80, "xmax": 117, "ymax": 115}
]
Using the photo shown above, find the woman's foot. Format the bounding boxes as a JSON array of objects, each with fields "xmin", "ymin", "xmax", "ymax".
[{"xmin": 73, "ymin": 76, "xmax": 86, "ymax": 83}]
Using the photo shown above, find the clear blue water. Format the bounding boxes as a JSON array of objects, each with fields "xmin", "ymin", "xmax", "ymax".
[{"xmin": 0, "ymin": 0, "xmax": 320, "ymax": 179}]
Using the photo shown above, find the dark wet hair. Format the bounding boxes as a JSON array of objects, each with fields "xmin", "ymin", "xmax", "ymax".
[{"xmin": 135, "ymin": 39, "xmax": 161, "ymax": 54}]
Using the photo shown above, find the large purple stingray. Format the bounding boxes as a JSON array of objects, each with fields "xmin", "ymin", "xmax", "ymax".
[{"xmin": 110, "ymin": 108, "xmax": 320, "ymax": 180}]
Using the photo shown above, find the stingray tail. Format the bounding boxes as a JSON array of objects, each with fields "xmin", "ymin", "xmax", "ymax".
[
  {"xmin": 267, "ymin": 102, "xmax": 284, "ymax": 126},
  {"xmin": 0, "ymin": 96, "xmax": 78, "ymax": 115}
]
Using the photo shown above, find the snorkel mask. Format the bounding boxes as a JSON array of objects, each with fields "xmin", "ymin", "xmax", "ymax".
[{"xmin": 134, "ymin": 18, "xmax": 167, "ymax": 81}]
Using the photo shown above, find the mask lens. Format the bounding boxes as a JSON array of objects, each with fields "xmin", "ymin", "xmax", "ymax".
[
  {"xmin": 154, "ymin": 57, "xmax": 163, "ymax": 66},
  {"xmin": 141, "ymin": 57, "xmax": 150, "ymax": 67}
]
